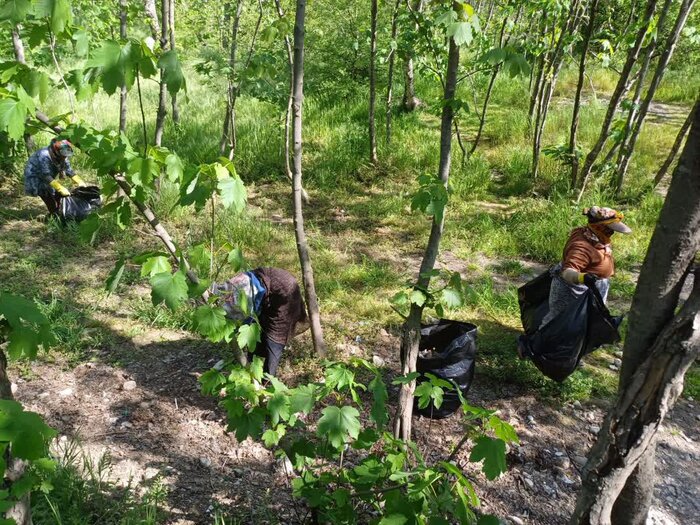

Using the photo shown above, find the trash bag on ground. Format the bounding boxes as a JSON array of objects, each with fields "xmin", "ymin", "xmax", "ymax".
[
  {"xmin": 414, "ymin": 319, "xmax": 477, "ymax": 419},
  {"xmin": 59, "ymin": 185, "xmax": 102, "ymax": 222},
  {"xmin": 518, "ymin": 269, "xmax": 621, "ymax": 382}
]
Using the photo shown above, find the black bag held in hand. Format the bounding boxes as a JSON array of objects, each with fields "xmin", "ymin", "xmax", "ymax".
[
  {"xmin": 59, "ymin": 185, "xmax": 102, "ymax": 222},
  {"xmin": 518, "ymin": 269, "xmax": 621, "ymax": 382},
  {"xmin": 414, "ymin": 319, "xmax": 477, "ymax": 419}
]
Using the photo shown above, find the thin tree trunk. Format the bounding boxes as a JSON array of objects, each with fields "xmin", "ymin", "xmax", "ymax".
[
  {"xmin": 571, "ymin": 101, "xmax": 700, "ymax": 525},
  {"xmin": 394, "ymin": 30, "xmax": 460, "ymax": 442},
  {"xmin": 570, "ymin": 0, "xmax": 599, "ymax": 188},
  {"xmin": 385, "ymin": 0, "xmax": 401, "ymax": 145},
  {"xmin": 653, "ymin": 99, "xmax": 696, "ymax": 187},
  {"xmin": 11, "ymin": 25, "xmax": 35, "ymax": 155},
  {"xmin": 222, "ymin": 2, "xmax": 231, "ymax": 50},
  {"xmin": 576, "ymin": 0, "xmax": 659, "ymax": 201},
  {"xmin": 154, "ymin": 0, "xmax": 170, "ymax": 147},
  {"xmin": 274, "ymin": 0, "xmax": 310, "ymax": 203},
  {"xmin": 169, "ymin": 0, "xmax": 179, "ymax": 124},
  {"xmin": 143, "ymin": 0, "xmax": 161, "ymax": 41},
  {"xmin": 615, "ymin": 0, "xmax": 696, "ymax": 194},
  {"xmin": 402, "ymin": 0, "xmax": 423, "ymax": 112},
  {"xmin": 119, "ymin": 0, "xmax": 128, "ymax": 133},
  {"xmin": 220, "ymin": 0, "xmax": 244, "ymax": 156},
  {"xmin": 291, "ymin": 0, "xmax": 326, "ymax": 357},
  {"xmin": 369, "ymin": 0, "xmax": 378, "ymax": 163}
]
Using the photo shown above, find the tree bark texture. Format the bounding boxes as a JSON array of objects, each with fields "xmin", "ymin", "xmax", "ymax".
[
  {"xmin": 402, "ymin": 0, "xmax": 424, "ymax": 112},
  {"xmin": 385, "ymin": 0, "xmax": 401, "ymax": 145},
  {"xmin": 576, "ymin": 0, "xmax": 659, "ymax": 199},
  {"xmin": 571, "ymin": 101, "xmax": 700, "ymax": 525},
  {"xmin": 219, "ymin": 0, "xmax": 244, "ymax": 157},
  {"xmin": 570, "ymin": 0, "xmax": 599, "ymax": 188},
  {"xmin": 653, "ymin": 99, "xmax": 697, "ymax": 187},
  {"xmin": 169, "ymin": 0, "xmax": 179, "ymax": 123},
  {"xmin": 291, "ymin": 0, "xmax": 326, "ymax": 357},
  {"xmin": 119, "ymin": 0, "xmax": 128, "ymax": 133},
  {"xmin": 369, "ymin": 0, "xmax": 378, "ymax": 163},
  {"xmin": 143, "ymin": 0, "xmax": 161, "ymax": 41},
  {"xmin": 614, "ymin": 0, "xmax": 696, "ymax": 194},
  {"xmin": 154, "ymin": 0, "xmax": 170, "ymax": 147},
  {"xmin": 394, "ymin": 34, "xmax": 459, "ymax": 441}
]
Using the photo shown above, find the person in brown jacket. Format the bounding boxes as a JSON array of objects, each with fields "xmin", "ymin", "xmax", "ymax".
[
  {"xmin": 517, "ymin": 206, "xmax": 631, "ymax": 358},
  {"xmin": 210, "ymin": 267, "xmax": 309, "ymax": 375}
]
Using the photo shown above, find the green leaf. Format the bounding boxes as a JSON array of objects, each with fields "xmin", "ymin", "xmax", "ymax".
[
  {"xmin": 227, "ymin": 246, "xmax": 244, "ymax": 272},
  {"xmin": 105, "ymin": 257, "xmax": 126, "ymax": 295},
  {"xmin": 158, "ymin": 50, "xmax": 185, "ymax": 95},
  {"xmin": 0, "ymin": 97, "xmax": 27, "ymax": 140},
  {"xmin": 267, "ymin": 392, "xmax": 290, "ymax": 426},
  {"xmin": 7, "ymin": 329, "xmax": 40, "ymax": 360},
  {"xmin": 469, "ymin": 436, "xmax": 507, "ymax": 480},
  {"xmin": 0, "ymin": 0, "xmax": 31, "ymax": 22},
  {"xmin": 262, "ymin": 425, "xmax": 286, "ymax": 447},
  {"xmin": 409, "ymin": 289, "xmax": 427, "ymax": 307},
  {"xmin": 165, "ymin": 153, "xmax": 184, "ymax": 182},
  {"xmin": 236, "ymin": 323, "xmax": 261, "ymax": 351},
  {"xmin": 114, "ymin": 198, "xmax": 132, "ymax": 229},
  {"xmin": 188, "ymin": 244, "xmax": 212, "ymax": 278},
  {"xmin": 369, "ymin": 374, "xmax": 388, "ymax": 429},
  {"xmin": 36, "ymin": 0, "xmax": 73, "ymax": 35},
  {"xmin": 289, "ymin": 384, "xmax": 316, "ymax": 414},
  {"xmin": 415, "ymin": 381, "xmax": 443, "ymax": 410},
  {"xmin": 150, "ymin": 271, "xmax": 188, "ymax": 311},
  {"xmin": 379, "ymin": 514, "xmax": 408, "ymax": 525},
  {"xmin": 316, "ymin": 406, "xmax": 360, "ymax": 449},
  {"xmin": 0, "ymin": 292, "xmax": 46, "ymax": 327},
  {"xmin": 141, "ymin": 255, "xmax": 172, "ymax": 277},
  {"xmin": 477, "ymin": 516, "xmax": 500, "ymax": 525},
  {"xmin": 128, "ymin": 156, "xmax": 158, "ymax": 187},
  {"xmin": 78, "ymin": 212, "xmax": 100, "ymax": 244},
  {"xmin": 487, "ymin": 415, "xmax": 519, "ymax": 444},
  {"xmin": 325, "ymin": 364, "xmax": 355, "ymax": 391},
  {"xmin": 72, "ymin": 29, "xmax": 89, "ymax": 57},
  {"xmin": 227, "ymin": 407, "xmax": 265, "ymax": 442},
  {"xmin": 193, "ymin": 305, "xmax": 234, "ymax": 343},
  {"xmin": 447, "ymin": 21, "xmax": 473, "ymax": 46},
  {"xmin": 391, "ymin": 372, "xmax": 420, "ymax": 385},
  {"xmin": 217, "ymin": 172, "xmax": 247, "ymax": 212}
]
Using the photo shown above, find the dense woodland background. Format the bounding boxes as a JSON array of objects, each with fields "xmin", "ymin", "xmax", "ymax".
[{"xmin": 0, "ymin": 0, "xmax": 699, "ymax": 524}]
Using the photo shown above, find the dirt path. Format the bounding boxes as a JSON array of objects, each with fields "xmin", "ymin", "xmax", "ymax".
[{"xmin": 14, "ymin": 319, "xmax": 699, "ymax": 524}]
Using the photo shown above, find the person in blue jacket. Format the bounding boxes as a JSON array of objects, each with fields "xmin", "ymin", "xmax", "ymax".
[{"xmin": 24, "ymin": 139, "xmax": 86, "ymax": 216}]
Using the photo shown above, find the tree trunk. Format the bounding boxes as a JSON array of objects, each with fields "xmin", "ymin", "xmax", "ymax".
[
  {"xmin": 614, "ymin": 0, "xmax": 696, "ymax": 194},
  {"xmin": 220, "ymin": 0, "xmax": 244, "ymax": 156},
  {"xmin": 169, "ymin": 0, "xmax": 179, "ymax": 124},
  {"xmin": 119, "ymin": 0, "xmax": 128, "ymax": 134},
  {"xmin": 143, "ymin": 0, "xmax": 161, "ymax": 40},
  {"xmin": 571, "ymin": 101, "xmax": 700, "ymax": 525},
  {"xmin": 291, "ymin": 0, "xmax": 326, "ymax": 357},
  {"xmin": 653, "ymin": 99, "xmax": 696, "ymax": 187},
  {"xmin": 368, "ymin": 0, "xmax": 378, "ymax": 163},
  {"xmin": 222, "ymin": 2, "xmax": 232, "ymax": 50},
  {"xmin": 576, "ymin": 0, "xmax": 659, "ymax": 201},
  {"xmin": 385, "ymin": 0, "xmax": 401, "ymax": 146},
  {"xmin": 570, "ymin": 0, "xmax": 599, "ymax": 188},
  {"xmin": 11, "ymin": 25, "xmax": 35, "ymax": 155},
  {"xmin": 394, "ymin": 30, "xmax": 460, "ymax": 442},
  {"xmin": 402, "ymin": 0, "xmax": 423, "ymax": 112},
  {"xmin": 154, "ymin": 0, "xmax": 170, "ymax": 147}
]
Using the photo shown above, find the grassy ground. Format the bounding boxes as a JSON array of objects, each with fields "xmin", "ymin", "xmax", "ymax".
[{"xmin": 1, "ymin": 63, "xmax": 698, "ymax": 520}]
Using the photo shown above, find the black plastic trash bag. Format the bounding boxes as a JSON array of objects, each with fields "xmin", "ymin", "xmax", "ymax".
[
  {"xmin": 414, "ymin": 319, "xmax": 477, "ymax": 419},
  {"xmin": 59, "ymin": 185, "xmax": 102, "ymax": 222},
  {"xmin": 518, "ymin": 269, "xmax": 621, "ymax": 382}
]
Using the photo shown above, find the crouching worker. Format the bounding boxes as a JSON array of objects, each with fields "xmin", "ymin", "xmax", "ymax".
[
  {"xmin": 210, "ymin": 267, "xmax": 309, "ymax": 376},
  {"xmin": 24, "ymin": 139, "xmax": 86, "ymax": 217},
  {"xmin": 518, "ymin": 206, "xmax": 631, "ymax": 360}
]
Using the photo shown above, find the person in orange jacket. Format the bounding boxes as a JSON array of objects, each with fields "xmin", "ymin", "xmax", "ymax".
[{"xmin": 24, "ymin": 139, "xmax": 86, "ymax": 216}]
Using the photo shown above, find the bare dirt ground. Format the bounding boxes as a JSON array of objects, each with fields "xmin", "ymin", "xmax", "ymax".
[{"xmin": 14, "ymin": 320, "xmax": 699, "ymax": 525}]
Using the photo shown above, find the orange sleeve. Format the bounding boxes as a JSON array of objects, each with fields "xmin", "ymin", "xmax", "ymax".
[{"xmin": 563, "ymin": 241, "xmax": 592, "ymax": 273}]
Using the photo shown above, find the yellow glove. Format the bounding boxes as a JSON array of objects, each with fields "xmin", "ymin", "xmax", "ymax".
[
  {"xmin": 71, "ymin": 175, "xmax": 86, "ymax": 186},
  {"xmin": 49, "ymin": 179, "xmax": 71, "ymax": 197}
]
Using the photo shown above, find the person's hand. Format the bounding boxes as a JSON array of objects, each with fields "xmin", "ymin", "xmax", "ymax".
[
  {"xmin": 583, "ymin": 273, "xmax": 598, "ymax": 287},
  {"xmin": 71, "ymin": 175, "xmax": 87, "ymax": 186}
]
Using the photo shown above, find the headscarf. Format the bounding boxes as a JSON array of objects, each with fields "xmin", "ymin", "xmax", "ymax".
[
  {"xmin": 582, "ymin": 206, "xmax": 632, "ymax": 247},
  {"xmin": 209, "ymin": 271, "xmax": 266, "ymax": 321}
]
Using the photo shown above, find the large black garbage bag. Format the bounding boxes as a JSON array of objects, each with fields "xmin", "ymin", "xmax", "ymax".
[
  {"xmin": 414, "ymin": 319, "xmax": 477, "ymax": 419},
  {"xmin": 518, "ymin": 270, "xmax": 621, "ymax": 382},
  {"xmin": 59, "ymin": 185, "xmax": 102, "ymax": 222}
]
